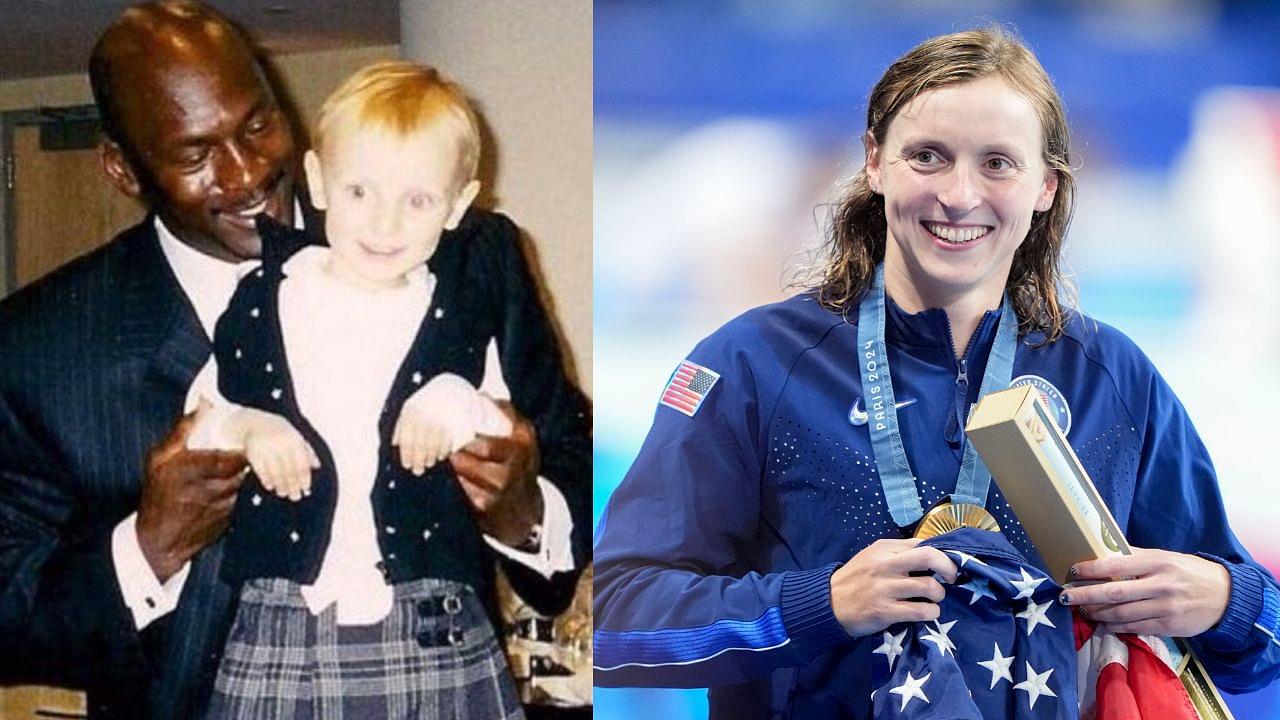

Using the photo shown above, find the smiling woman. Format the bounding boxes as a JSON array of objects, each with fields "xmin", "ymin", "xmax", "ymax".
[
  {"xmin": 868, "ymin": 75, "xmax": 1059, "ymax": 358},
  {"xmin": 592, "ymin": 25, "xmax": 1280, "ymax": 718}
]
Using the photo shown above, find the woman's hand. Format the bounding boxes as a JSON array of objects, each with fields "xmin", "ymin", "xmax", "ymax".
[
  {"xmin": 233, "ymin": 408, "xmax": 319, "ymax": 501},
  {"xmin": 830, "ymin": 538, "xmax": 958, "ymax": 638},
  {"xmin": 1059, "ymin": 547, "xmax": 1230, "ymax": 637}
]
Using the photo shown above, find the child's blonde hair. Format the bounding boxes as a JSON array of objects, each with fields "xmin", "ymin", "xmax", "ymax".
[{"xmin": 314, "ymin": 60, "xmax": 481, "ymax": 190}]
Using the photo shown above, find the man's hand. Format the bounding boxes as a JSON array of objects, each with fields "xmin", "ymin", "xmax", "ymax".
[
  {"xmin": 135, "ymin": 408, "xmax": 248, "ymax": 582},
  {"xmin": 449, "ymin": 401, "xmax": 541, "ymax": 547},
  {"xmin": 1059, "ymin": 547, "xmax": 1231, "ymax": 637},
  {"xmin": 830, "ymin": 538, "xmax": 958, "ymax": 638}
]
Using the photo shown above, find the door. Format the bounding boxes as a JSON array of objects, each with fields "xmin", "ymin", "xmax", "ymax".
[{"xmin": 3, "ymin": 106, "xmax": 145, "ymax": 295}]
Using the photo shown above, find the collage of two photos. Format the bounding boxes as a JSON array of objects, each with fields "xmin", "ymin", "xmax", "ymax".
[{"xmin": 0, "ymin": 2, "xmax": 1279, "ymax": 719}]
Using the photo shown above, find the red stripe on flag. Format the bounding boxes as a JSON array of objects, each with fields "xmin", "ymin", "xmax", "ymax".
[
  {"xmin": 662, "ymin": 392, "xmax": 697, "ymax": 412},
  {"xmin": 664, "ymin": 385, "xmax": 700, "ymax": 402}
]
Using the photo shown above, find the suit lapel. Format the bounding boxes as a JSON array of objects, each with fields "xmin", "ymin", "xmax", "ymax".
[{"xmin": 111, "ymin": 217, "xmax": 211, "ymax": 394}]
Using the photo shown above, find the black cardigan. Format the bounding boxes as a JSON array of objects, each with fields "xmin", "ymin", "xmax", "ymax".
[{"xmin": 215, "ymin": 216, "xmax": 591, "ymax": 616}]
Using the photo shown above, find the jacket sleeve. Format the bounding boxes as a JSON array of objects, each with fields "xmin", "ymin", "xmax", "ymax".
[
  {"xmin": 0, "ymin": 385, "xmax": 151, "ymax": 690},
  {"xmin": 592, "ymin": 327, "xmax": 848, "ymax": 688},
  {"xmin": 470, "ymin": 212, "xmax": 593, "ymax": 615},
  {"xmin": 1126, "ymin": 368, "xmax": 1280, "ymax": 693}
]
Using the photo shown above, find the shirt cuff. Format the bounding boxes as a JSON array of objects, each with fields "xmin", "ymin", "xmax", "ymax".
[
  {"xmin": 779, "ymin": 562, "xmax": 849, "ymax": 662},
  {"xmin": 484, "ymin": 477, "xmax": 574, "ymax": 578},
  {"xmin": 1195, "ymin": 552, "xmax": 1267, "ymax": 651},
  {"xmin": 110, "ymin": 513, "xmax": 192, "ymax": 630}
]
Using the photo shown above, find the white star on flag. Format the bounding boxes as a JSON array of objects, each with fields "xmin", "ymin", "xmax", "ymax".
[
  {"xmin": 889, "ymin": 670, "xmax": 932, "ymax": 712},
  {"xmin": 1010, "ymin": 566, "xmax": 1046, "ymax": 600},
  {"xmin": 959, "ymin": 576, "xmax": 997, "ymax": 605},
  {"xmin": 873, "ymin": 628, "xmax": 907, "ymax": 671},
  {"xmin": 1014, "ymin": 661, "xmax": 1057, "ymax": 709},
  {"xmin": 1016, "ymin": 598, "xmax": 1057, "ymax": 636},
  {"xmin": 918, "ymin": 619, "xmax": 958, "ymax": 656},
  {"xmin": 976, "ymin": 642, "xmax": 1014, "ymax": 689},
  {"xmin": 947, "ymin": 549, "xmax": 987, "ymax": 568}
]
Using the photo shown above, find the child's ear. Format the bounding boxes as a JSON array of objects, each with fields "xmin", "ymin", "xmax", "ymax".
[
  {"xmin": 303, "ymin": 150, "xmax": 328, "ymax": 211},
  {"xmin": 443, "ymin": 179, "xmax": 480, "ymax": 230}
]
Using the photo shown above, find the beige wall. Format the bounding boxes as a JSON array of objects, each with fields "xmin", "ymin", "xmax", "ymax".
[
  {"xmin": 0, "ymin": 44, "xmax": 400, "ymax": 127},
  {"xmin": 267, "ymin": 44, "xmax": 399, "ymax": 136},
  {"xmin": 0, "ymin": 73, "xmax": 90, "ymax": 111},
  {"xmin": 402, "ymin": 1, "xmax": 592, "ymax": 395}
]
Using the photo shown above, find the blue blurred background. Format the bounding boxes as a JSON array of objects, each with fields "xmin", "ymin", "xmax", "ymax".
[{"xmin": 594, "ymin": 2, "xmax": 1280, "ymax": 717}]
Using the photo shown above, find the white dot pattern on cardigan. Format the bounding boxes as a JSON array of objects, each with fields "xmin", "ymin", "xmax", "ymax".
[{"xmin": 250, "ymin": 307, "xmax": 260, "ymax": 318}]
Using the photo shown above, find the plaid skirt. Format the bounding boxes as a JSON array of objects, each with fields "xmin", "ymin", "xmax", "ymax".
[{"xmin": 205, "ymin": 577, "xmax": 524, "ymax": 720}]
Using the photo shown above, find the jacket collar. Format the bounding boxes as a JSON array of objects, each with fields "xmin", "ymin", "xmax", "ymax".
[
  {"xmin": 112, "ymin": 216, "xmax": 210, "ymax": 389},
  {"xmin": 884, "ymin": 294, "xmax": 1003, "ymax": 369}
]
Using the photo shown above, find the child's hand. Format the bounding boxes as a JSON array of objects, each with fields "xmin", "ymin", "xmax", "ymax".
[
  {"xmin": 393, "ymin": 373, "xmax": 512, "ymax": 476},
  {"xmin": 392, "ymin": 405, "xmax": 454, "ymax": 476},
  {"xmin": 232, "ymin": 408, "xmax": 320, "ymax": 501}
]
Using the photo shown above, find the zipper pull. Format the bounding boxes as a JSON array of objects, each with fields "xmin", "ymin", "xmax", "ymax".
[{"xmin": 956, "ymin": 357, "xmax": 968, "ymax": 386}]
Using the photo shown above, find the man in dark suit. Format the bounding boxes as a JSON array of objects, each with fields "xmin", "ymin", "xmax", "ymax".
[{"xmin": 0, "ymin": 2, "xmax": 590, "ymax": 718}]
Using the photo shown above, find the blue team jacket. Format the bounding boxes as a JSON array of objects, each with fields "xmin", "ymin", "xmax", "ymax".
[{"xmin": 593, "ymin": 293, "xmax": 1280, "ymax": 719}]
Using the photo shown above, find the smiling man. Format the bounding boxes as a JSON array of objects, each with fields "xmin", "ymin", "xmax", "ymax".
[
  {"xmin": 93, "ymin": 1, "xmax": 298, "ymax": 263},
  {"xmin": 0, "ymin": 3, "xmax": 590, "ymax": 718}
]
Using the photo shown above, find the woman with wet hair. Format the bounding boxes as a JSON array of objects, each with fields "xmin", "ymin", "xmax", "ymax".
[{"xmin": 593, "ymin": 26, "xmax": 1279, "ymax": 717}]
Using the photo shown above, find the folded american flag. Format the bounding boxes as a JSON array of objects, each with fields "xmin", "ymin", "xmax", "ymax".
[
  {"xmin": 1075, "ymin": 615, "xmax": 1199, "ymax": 720},
  {"xmin": 869, "ymin": 528, "xmax": 1076, "ymax": 719}
]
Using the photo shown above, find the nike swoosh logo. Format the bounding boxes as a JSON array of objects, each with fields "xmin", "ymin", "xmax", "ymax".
[{"xmin": 848, "ymin": 397, "xmax": 918, "ymax": 426}]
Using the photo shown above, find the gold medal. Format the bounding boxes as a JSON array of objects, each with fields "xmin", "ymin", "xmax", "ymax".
[{"xmin": 911, "ymin": 501, "xmax": 1001, "ymax": 539}]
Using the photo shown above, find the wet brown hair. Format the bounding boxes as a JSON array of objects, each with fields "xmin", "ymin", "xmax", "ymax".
[{"xmin": 802, "ymin": 25, "xmax": 1076, "ymax": 340}]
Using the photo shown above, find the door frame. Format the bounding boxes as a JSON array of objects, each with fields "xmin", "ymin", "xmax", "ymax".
[{"xmin": 1, "ymin": 103, "xmax": 102, "ymax": 297}]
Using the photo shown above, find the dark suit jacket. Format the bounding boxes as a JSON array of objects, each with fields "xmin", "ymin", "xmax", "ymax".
[{"xmin": 0, "ymin": 210, "xmax": 591, "ymax": 718}]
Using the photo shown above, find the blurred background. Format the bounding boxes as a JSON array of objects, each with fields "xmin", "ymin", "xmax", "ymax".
[{"xmin": 593, "ymin": 1, "xmax": 1280, "ymax": 717}]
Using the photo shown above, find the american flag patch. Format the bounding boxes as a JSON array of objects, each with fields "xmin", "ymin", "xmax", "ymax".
[{"xmin": 660, "ymin": 360, "xmax": 721, "ymax": 417}]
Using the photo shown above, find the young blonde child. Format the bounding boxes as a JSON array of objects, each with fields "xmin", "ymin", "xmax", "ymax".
[{"xmin": 190, "ymin": 61, "xmax": 561, "ymax": 720}]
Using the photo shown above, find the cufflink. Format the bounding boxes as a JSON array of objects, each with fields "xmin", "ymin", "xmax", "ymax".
[{"xmin": 513, "ymin": 523, "xmax": 543, "ymax": 553}]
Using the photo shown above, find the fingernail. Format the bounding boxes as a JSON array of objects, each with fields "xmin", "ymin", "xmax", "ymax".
[
  {"xmin": 1068, "ymin": 566, "xmax": 1079, "ymax": 579},
  {"xmin": 1059, "ymin": 592, "xmax": 1070, "ymax": 605}
]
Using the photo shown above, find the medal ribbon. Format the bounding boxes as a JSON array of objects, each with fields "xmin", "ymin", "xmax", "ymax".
[{"xmin": 857, "ymin": 264, "xmax": 1019, "ymax": 527}]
